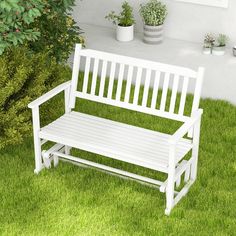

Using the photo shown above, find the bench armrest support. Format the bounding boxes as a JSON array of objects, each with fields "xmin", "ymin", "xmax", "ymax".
[
  {"xmin": 28, "ymin": 81, "xmax": 71, "ymax": 109},
  {"xmin": 169, "ymin": 109, "xmax": 203, "ymax": 145}
]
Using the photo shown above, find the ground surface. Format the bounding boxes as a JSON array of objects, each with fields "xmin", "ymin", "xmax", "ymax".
[{"xmin": 1, "ymin": 88, "xmax": 236, "ymax": 235}]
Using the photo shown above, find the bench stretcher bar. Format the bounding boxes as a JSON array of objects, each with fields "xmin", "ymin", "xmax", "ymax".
[{"xmin": 52, "ymin": 151, "xmax": 167, "ymax": 191}]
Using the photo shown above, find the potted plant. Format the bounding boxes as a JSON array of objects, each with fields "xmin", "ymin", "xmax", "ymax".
[
  {"xmin": 139, "ymin": 0, "xmax": 167, "ymax": 44},
  {"xmin": 203, "ymin": 33, "xmax": 215, "ymax": 55},
  {"xmin": 212, "ymin": 34, "xmax": 228, "ymax": 56},
  {"xmin": 105, "ymin": 1, "xmax": 135, "ymax": 42}
]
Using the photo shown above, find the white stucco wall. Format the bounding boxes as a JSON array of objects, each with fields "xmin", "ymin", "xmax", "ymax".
[{"xmin": 73, "ymin": 0, "xmax": 236, "ymax": 45}]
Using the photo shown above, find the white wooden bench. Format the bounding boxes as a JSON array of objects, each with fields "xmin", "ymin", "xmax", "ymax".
[{"xmin": 28, "ymin": 44, "xmax": 204, "ymax": 215}]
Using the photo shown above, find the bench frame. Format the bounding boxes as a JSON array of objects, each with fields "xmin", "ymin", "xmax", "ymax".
[{"xmin": 28, "ymin": 44, "xmax": 204, "ymax": 215}]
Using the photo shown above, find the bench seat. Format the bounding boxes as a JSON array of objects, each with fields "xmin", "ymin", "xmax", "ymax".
[{"xmin": 39, "ymin": 111, "xmax": 193, "ymax": 173}]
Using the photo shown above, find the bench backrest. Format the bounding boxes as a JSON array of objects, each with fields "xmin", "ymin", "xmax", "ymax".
[{"xmin": 69, "ymin": 44, "xmax": 204, "ymax": 123}]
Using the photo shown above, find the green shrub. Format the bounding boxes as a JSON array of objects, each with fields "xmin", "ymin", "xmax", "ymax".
[
  {"xmin": 0, "ymin": 47, "xmax": 72, "ymax": 149},
  {"xmin": 140, "ymin": 0, "xmax": 167, "ymax": 26},
  {"xmin": 0, "ymin": 0, "xmax": 44, "ymax": 54},
  {"xmin": 105, "ymin": 1, "xmax": 135, "ymax": 27},
  {"xmin": 30, "ymin": 0, "xmax": 84, "ymax": 62}
]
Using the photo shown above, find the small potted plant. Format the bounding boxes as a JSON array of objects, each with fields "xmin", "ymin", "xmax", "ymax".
[
  {"xmin": 203, "ymin": 33, "xmax": 215, "ymax": 55},
  {"xmin": 212, "ymin": 34, "xmax": 228, "ymax": 56},
  {"xmin": 105, "ymin": 1, "xmax": 135, "ymax": 42},
  {"xmin": 139, "ymin": 0, "xmax": 167, "ymax": 44}
]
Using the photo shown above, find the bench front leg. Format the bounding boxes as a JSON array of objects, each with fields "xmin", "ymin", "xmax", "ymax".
[
  {"xmin": 165, "ymin": 144, "xmax": 176, "ymax": 215},
  {"xmin": 32, "ymin": 107, "xmax": 44, "ymax": 174},
  {"xmin": 190, "ymin": 117, "xmax": 201, "ymax": 181}
]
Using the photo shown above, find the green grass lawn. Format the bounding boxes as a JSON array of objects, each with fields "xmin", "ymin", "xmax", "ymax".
[{"xmin": 1, "ymin": 82, "xmax": 236, "ymax": 235}]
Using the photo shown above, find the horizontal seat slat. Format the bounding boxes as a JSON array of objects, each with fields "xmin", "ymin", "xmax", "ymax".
[
  {"xmin": 60, "ymin": 113, "xmax": 192, "ymax": 151},
  {"xmin": 43, "ymin": 122, "xmax": 188, "ymax": 162},
  {"xmin": 40, "ymin": 112, "xmax": 192, "ymax": 171}
]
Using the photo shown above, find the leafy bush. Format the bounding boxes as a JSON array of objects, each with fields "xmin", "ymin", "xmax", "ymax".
[
  {"xmin": 0, "ymin": 0, "xmax": 44, "ymax": 54},
  {"xmin": 105, "ymin": 1, "xmax": 135, "ymax": 27},
  {"xmin": 30, "ymin": 0, "xmax": 84, "ymax": 62},
  {"xmin": 0, "ymin": 0, "xmax": 84, "ymax": 62},
  {"xmin": 0, "ymin": 47, "xmax": 72, "ymax": 149},
  {"xmin": 140, "ymin": 0, "xmax": 167, "ymax": 26}
]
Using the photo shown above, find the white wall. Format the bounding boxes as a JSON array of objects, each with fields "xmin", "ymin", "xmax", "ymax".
[{"xmin": 73, "ymin": 0, "xmax": 236, "ymax": 45}]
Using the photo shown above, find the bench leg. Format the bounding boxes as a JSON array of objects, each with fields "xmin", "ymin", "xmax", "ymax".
[
  {"xmin": 190, "ymin": 119, "xmax": 201, "ymax": 181},
  {"xmin": 32, "ymin": 107, "xmax": 43, "ymax": 174},
  {"xmin": 65, "ymin": 146, "xmax": 71, "ymax": 155},
  {"xmin": 165, "ymin": 145, "xmax": 176, "ymax": 215}
]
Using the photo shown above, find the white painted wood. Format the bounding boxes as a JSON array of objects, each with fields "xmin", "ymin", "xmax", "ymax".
[
  {"xmin": 76, "ymin": 92, "xmax": 190, "ymax": 122},
  {"xmin": 82, "ymin": 56, "xmax": 91, "ymax": 93},
  {"xmin": 69, "ymin": 44, "xmax": 81, "ymax": 109},
  {"xmin": 160, "ymin": 73, "xmax": 170, "ymax": 112},
  {"xmin": 169, "ymin": 109, "xmax": 203, "ymax": 145},
  {"xmin": 28, "ymin": 81, "xmax": 71, "ymax": 109},
  {"xmin": 91, "ymin": 58, "xmax": 99, "ymax": 95},
  {"xmin": 54, "ymin": 151, "xmax": 165, "ymax": 187},
  {"xmin": 28, "ymin": 46, "xmax": 204, "ymax": 216},
  {"xmin": 80, "ymin": 49, "xmax": 197, "ymax": 78},
  {"xmin": 178, "ymin": 76, "xmax": 189, "ymax": 115},
  {"xmin": 107, "ymin": 62, "xmax": 116, "ymax": 99},
  {"xmin": 142, "ymin": 69, "xmax": 151, "ymax": 107},
  {"xmin": 169, "ymin": 74, "xmax": 179, "ymax": 114},
  {"xmin": 133, "ymin": 67, "xmax": 142, "ymax": 105},
  {"xmin": 165, "ymin": 144, "xmax": 176, "ymax": 215},
  {"xmin": 190, "ymin": 117, "xmax": 201, "ymax": 181},
  {"xmin": 188, "ymin": 67, "xmax": 204, "ymax": 138},
  {"xmin": 116, "ymin": 64, "xmax": 125, "ymax": 101},
  {"xmin": 99, "ymin": 60, "xmax": 108, "ymax": 97},
  {"xmin": 32, "ymin": 107, "xmax": 43, "ymax": 174},
  {"xmin": 151, "ymin": 71, "xmax": 161, "ymax": 109},
  {"xmin": 124, "ymin": 65, "xmax": 134, "ymax": 103}
]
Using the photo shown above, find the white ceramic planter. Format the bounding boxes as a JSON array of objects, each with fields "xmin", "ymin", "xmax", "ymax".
[
  {"xmin": 143, "ymin": 24, "xmax": 164, "ymax": 44},
  {"xmin": 202, "ymin": 47, "xmax": 211, "ymax": 55},
  {"xmin": 116, "ymin": 25, "xmax": 134, "ymax": 42},
  {"xmin": 212, "ymin": 46, "xmax": 226, "ymax": 56}
]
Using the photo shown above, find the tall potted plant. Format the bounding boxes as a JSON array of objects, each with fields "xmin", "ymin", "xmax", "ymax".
[
  {"xmin": 140, "ymin": 0, "xmax": 167, "ymax": 44},
  {"xmin": 106, "ymin": 1, "xmax": 135, "ymax": 42}
]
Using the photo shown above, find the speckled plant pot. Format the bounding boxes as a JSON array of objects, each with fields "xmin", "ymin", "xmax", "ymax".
[{"xmin": 143, "ymin": 24, "xmax": 164, "ymax": 44}]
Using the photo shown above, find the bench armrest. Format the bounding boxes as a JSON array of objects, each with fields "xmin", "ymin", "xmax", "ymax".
[
  {"xmin": 169, "ymin": 109, "xmax": 203, "ymax": 145},
  {"xmin": 28, "ymin": 81, "xmax": 71, "ymax": 109}
]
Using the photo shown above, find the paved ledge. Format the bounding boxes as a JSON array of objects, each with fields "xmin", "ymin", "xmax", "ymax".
[{"xmin": 69, "ymin": 23, "xmax": 236, "ymax": 105}]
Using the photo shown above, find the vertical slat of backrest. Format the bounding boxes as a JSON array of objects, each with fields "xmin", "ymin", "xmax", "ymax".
[
  {"xmin": 82, "ymin": 56, "xmax": 91, "ymax": 93},
  {"xmin": 160, "ymin": 72, "xmax": 170, "ymax": 112},
  {"xmin": 107, "ymin": 62, "xmax": 116, "ymax": 99},
  {"xmin": 90, "ymin": 58, "xmax": 99, "ymax": 95},
  {"xmin": 178, "ymin": 76, "xmax": 189, "ymax": 115},
  {"xmin": 69, "ymin": 44, "xmax": 82, "ymax": 109},
  {"xmin": 133, "ymin": 67, "xmax": 143, "ymax": 105},
  {"xmin": 124, "ymin": 66, "xmax": 134, "ymax": 103},
  {"xmin": 151, "ymin": 71, "xmax": 161, "ymax": 109},
  {"xmin": 99, "ymin": 60, "xmax": 108, "ymax": 97},
  {"xmin": 116, "ymin": 63, "xmax": 125, "ymax": 101},
  {"xmin": 142, "ymin": 69, "xmax": 152, "ymax": 107},
  {"xmin": 169, "ymin": 74, "xmax": 180, "ymax": 114}
]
